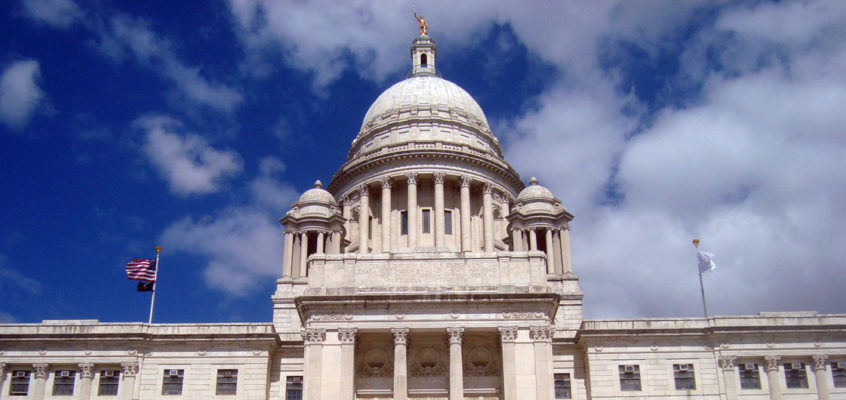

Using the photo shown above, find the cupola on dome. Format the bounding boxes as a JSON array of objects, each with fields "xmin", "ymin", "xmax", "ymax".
[
  {"xmin": 516, "ymin": 177, "xmax": 556, "ymax": 203},
  {"xmin": 297, "ymin": 180, "xmax": 337, "ymax": 205}
]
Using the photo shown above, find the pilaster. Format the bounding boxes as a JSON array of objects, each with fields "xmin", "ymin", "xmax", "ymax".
[
  {"xmin": 78, "ymin": 362, "xmax": 94, "ymax": 400},
  {"xmin": 392, "ymin": 328, "xmax": 409, "ymax": 400},
  {"xmin": 460, "ymin": 175, "xmax": 471, "ymax": 252},
  {"xmin": 482, "ymin": 183, "xmax": 494, "ymax": 252},
  {"xmin": 381, "ymin": 177, "xmax": 392, "ymax": 253},
  {"xmin": 498, "ymin": 327, "xmax": 518, "ymax": 400},
  {"xmin": 359, "ymin": 184, "xmax": 369, "ymax": 254},
  {"xmin": 303, "ymin": 328, "xmax": 326, "ymax": 400},
  {"xmin": 765, "ymin": 355, "xmax": 782, "ymax": 400},
  {"xmin": 406, "ymin": 173, "xmax": 418, "ymax": 248},
  {"xmin": 339, "ymin": 328, "xmax": 358, "ymax": 400},
  {"xmin": 120, "ymin": 361, "xmax": 138, "ymax": 400},
  {"xmin": 447, "ymin": 327, "xmax": 465, "ymax": 400},
  {"xmin": 812, "ymin": 354, "xmax": 830, "ymax": 400},
  {"xmin": 434, "ymin": 172, "xmax": 445, "ymax": 247},
  {"xmin": 32, "ymin": 362, "xmax": 48, "ymax": 400},
  {"xmin": 719, "ymin": 356, "xmax": 738, "ymax": 400},
  {"xmin": 529, "ymin": 326, "xmax": 555, "ymax": 400}
]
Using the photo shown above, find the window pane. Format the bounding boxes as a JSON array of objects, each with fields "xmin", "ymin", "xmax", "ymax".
[
  {"xmin": 98, "ymin": 370, "xmax": 120, "ymax": 396},
  {"xmin": 10, "ymin": 371, "xmax": 31, "ymax": 396},
  {"xmin": 53, "ymin": 371, "xmax": 76, "ymax": 396},
  {"xmin": 286, "ymin": 376, "xmax": 303, "ymax": 400},
  {"xmin": 554, "ymin": 373, "xmax": 571, "ymax": 399},
  {"xmin": 739, "ymin": 364, "xmax": 761, "ymax": 390},
  {"xmin": 162, "ymin": 369, "xmax": 184, "ymax": 395},
  {"xmin": 422, "ymin": 209, "xmax": 430, "ymax": 233},
  {"xmin": 784, "ymin": 363, "xmax": 808, "ymax": 389},
  {"xmin": 444, "ymin": 210, "xmax": 452, "ymax": 234},
  {"xmin": 832, "ymin": 362, "xmax": 846, "ymax": 388},
  {"xmin": 216, "ymin": 369, "xmax": 238, "ymax": 395},
  {"xmin": 401, "ymin": 211, "xmax": 408, "ymax": 235},
  {"xmin": 619, "ymin": 365, "xmax": 641, "ymax": 391}
]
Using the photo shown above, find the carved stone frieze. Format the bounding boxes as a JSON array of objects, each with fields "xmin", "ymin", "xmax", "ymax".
[
  {"xmin": 764, "ymin": 355, "xmax": 781, "ymax": 371},
  {"xmin": 311, "ymin": 313, "xmax": 353, "ymax": 321},
  {"xmin": 391, "ymin": 328, "xmax": 409, "ymax": 345},
  {"xmin": 719, "ymin": 356, "xmax": 737, "ymax": 370},
  {"xmin": 503, "ymin": 311, "xmax": 547, "ymax": 320},
  {"xmin": 498, "ymin": 327, "xmax": 518, "ymax": 342},
  {"xmin": 338, "ymin": 328, "xmax": 358, "ymax": 344},
  {"xmin": 0, "ymin": 362, "xmax": 6, "ymax": 375}
]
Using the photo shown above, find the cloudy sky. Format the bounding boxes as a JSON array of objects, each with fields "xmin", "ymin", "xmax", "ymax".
[{"xmin": 1, "ymin": 0, "xmax": 844, "ymax": 324}]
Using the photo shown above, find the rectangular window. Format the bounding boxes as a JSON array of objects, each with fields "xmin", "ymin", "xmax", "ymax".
[
  {"xmin": 9, "ymin": 370, "xmax": 30, "ymax": 396},
  {"xmin": 738, "ymin": 363, "xmax": 761, "ymax": 390},
  {"xmin": 98, "ymin": 370, "xmax": 120, "ymax": 396},
  {"xmin": 832, "ymin": 362, "xmax": 846, "ymax": 388},
  {"xmin": 162, "ymin": 369, "xmax": 184, "ymax": 395},
  {"xmin": 784, "ymin": 363, "xmax": 808, "ymax": 388},
  {"xmin": 444, "ymin": 210, "xmax": 452, "ymax": 234},
  {"xmin": 401, "ymin": 211, "xmax": 408, "ymax": 235},
  {"xmin": 52, "ymin": 370, "xmax": 76, "ymax": 396},
  {"xmin": 422, "ymin": 209, "xmax": 431, "ymax": 233},
  {"xmin": 216, "ymin": 369, "xmax": 238, "ymax": 395},
  {"xmin": 673, "ymin": 364, "xmax": 696, "ymax": 390},
  {"xmin": 554, "ymin": 373, "xmax": 571, "ymax": 399},
  {"xmin": 285, "ymin": 376, "xmax": 303, "ymax": 400},
  {"xmin": 619, "ymin": 365, "xmax": 641, "ymax": 391}
]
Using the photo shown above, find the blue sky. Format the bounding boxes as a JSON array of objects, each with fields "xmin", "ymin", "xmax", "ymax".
[{"xmin": 1, "ymin": 1, "xmax": 845, "ymax": 324}]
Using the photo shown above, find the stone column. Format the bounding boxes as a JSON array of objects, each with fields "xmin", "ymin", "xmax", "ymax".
[
  {"xmin": 299, "ymin": 232, "xmax": 309, "ymax": 277},
  {"xmin": 530, "ymin": 326, "xmax": 554, "ymax": 400},
  {"xmin": 291, "ymin": 233, "xmax": 301, "ymax": 278},
  {"xmin": 720, "ymin": 356, "xmax": 739, "ymax": 400},
  {"xmin": 342, "ymin": 195, "xmax": 351, "ymax": 243},
  {"xmin": 460, "ymin": 176, "xmax": 472, "ymax": 252},
  {"xmin": 447, "ymin": 327, "xmax": 465, "ymax": 400},
  {"xmin": 765, "ymin": 355, "xmax": 782, "ymax": 400},
  {"xmin": 120, "ymin": 362, "xmax": 138, "ymax": 400},
  {"xmin": 529, "ymin": 229, "xmax": 538, "ymax": 251},
  {"xmin": 512, "ymin": 230, "xmax": 522, "ymax": 251},
  {"xmin": 283, "ymin": 232, "xmax": 294, "ymax": 276},
  {"xmin": 391, "ymin": 328, "xmax": 409, "ymax": 400},
  {"xmin": 331, "ymin": 230, "xmax": 342, "ymax": 254},
  {"xmin": 558, "ymin": 228, "xmax": 572, "ymax": 273},
  {"xmin": 358, "ymin": 184, "xmax": 369, "ymax": 254},
  {"xmin": 32, "ymin": 362, "xmax": 48, "ymax": 400},
  {"xmin": 303, "ymin": 328, "xmax": 326, "ymax": 400},
  {"xmin": 78, "ymin": 362, "xmax": 94, "ymax": 400},
  {"xmin": 498, "ymin": 327, "xmax": 518, "ymax": 400},
  {"xmin": 339, "ymin": 328, "xmax": 358, "ymax": 400},
  {"xmin": 544, "ymin": 229, "xmax": 555, "ymax": 273},
  {"xmin": 381, "ymin": 177, "xmax": 392, "ymax": 253},
  {"xmin": 812, "ymin": 354, "xmax": 831, "ymax": 400},
  {"xmin": 434, "ymin": 173, "xmax": 446, "ymax": 247},
  {"xmin": 406, "ymin": 173, "xmax": 418, "ymax": 249},
  {"xmin": 316, "ymin": 232, "xmax": 325, "ymax": 254},
  {"xmin": 0, "ymin": 362, "xmax": 6, "ymax": 398},
  {"xmin": 482, "ymin": 183, "xmax": 494, "ymax": 252}
]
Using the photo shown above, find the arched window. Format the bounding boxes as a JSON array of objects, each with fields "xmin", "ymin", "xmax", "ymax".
[{"xmin": 421, "ymin": 53, "xmax": 428, "ymax": 67}]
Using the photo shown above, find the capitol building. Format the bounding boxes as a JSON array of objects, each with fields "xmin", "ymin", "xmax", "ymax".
[{"xmin": 1, "ymin": 32, "xmax": 845, "ymax": 400}]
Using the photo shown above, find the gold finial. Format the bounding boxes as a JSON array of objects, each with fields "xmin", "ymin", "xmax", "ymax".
[
  {"xmin": 692, "ymin": 239, "xmax": 700, "ymax": 248},
  {"xmin": 413, "ymin": 7, "xmax": 428, "ymax": 35},
  {"xmin": 155, "ymin": 246, "xmax": 162, "ymax": 253}
]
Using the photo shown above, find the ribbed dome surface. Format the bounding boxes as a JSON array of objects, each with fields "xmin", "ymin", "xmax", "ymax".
[
  {"xmin": 297, "ymin": 181, "xmax": 337, "ymax": 205},
  {"xmin": 517, "ymin": 178, "xmax": 555, "ymax": 202},
  {"xmin": 359, "ymin": 76, "xmax": 490, "ymax": 136}
]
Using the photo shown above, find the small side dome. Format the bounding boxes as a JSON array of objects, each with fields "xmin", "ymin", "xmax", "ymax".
[
  {"xmin": 297, "ymin": 180, "xmax": 337, "ymax": 205},
  {"xmin": 516, "ymin": 177, "xmax": 555, "ymax": 203}
]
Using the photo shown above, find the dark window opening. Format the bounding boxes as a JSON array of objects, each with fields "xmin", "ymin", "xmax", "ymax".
[
  {"xmin": 216, "ymin": 369, "xmax": 238, "ymax": 395},
  {"xmin": 286, "ymin": 376, "xmax": 303, "ymax": 400},
  {"xmin": 10, "ymin": 370, "xmax": 31, "ymax": 396},
  {"xmin": 422, "ymin": 209, "xmax": 431, "ymax": 233},
  {"xmin": 673, "ymin": 364, "xmax": 696, "ymax": 390},
  {"xmin": 554, "ymin": 373, "xmax": 571, "ymax": 399},
  {"xmin": 401, "ymin": 211, "xmax": 408, "ymax": 235},
  {"xmin": 162, "ymin": 369, "xmax": 184, "ymax": 395},
  {"xmin": 619, "ymin": 365, "xmax": 641, "ymax": 391},
  {"xmin": 739, "ymin": 363, "xmax": 761, "ymax": 390},
  {"xmin": 784, "ymin": 363, "xmax": 808, "ymax": 388},
  {"xmin": 98, "ymin": 370, "xmax": 120, "ymax": 396},
  {"xmin": 832, "ymin": 362, "xmax": 846, "ymax": 388},
  {"xmin": 53, "ymin": 370, "xmax": 76, "ymax": 396},
  {"xmin": 444, "ymin": 210, "xmax": 452, "ymax": 234},
  {"xmin": 420, "ymin": 53, "xmax": 427, "ymax": 67}
]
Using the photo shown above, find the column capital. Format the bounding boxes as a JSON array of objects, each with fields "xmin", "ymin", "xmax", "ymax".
[
  {"xmin": 381, "ymin": 176, "xmax": 393, "ymax": 189},
  {"xmin": 391, "ymin": 328, "xmax": 409, "ymax": 345},
  {"xmin": 0, "ymin": 361, "xmax": 6, "ymax": 375},
  {"xmin": 433, "ymin": 172, "xmax": 445, "ymax": 184},
  {"xmin": 32, "ymin": 362, "xmax": 48, "ymax": 379},
  {"xmin": 529, "ymin": 326, "xmax": 555, "ymax": 342},
  {"xmin": 483, "ymin": 182, "xmax": 493, "ymax": 194},
  {"xmin": 358, "ymin": 183, "xmax": 369, "ymax": 196},
  {"xmin": 446, "ymin": 327, "xmax": 464, "ymax": 345},
  {"xmin": 460, "ymin": 175, "xmax": 471, "ymax": 188},
  {"xmin": 498, "ymin": 326, "xmax": 518, "ymax": 343},
  {"xmin": 302, "ymin": 328, "xmax": 326, "ymax": 345},
  {"xmin": 338, "ymin": 328, "xmax": 358, "ymax": 344},
  {"xmin": 764, "ymin": 355, "xmax": 782, "ymax": 371},
  {"xmin": 78, "ymin": 362, "xmax": 94, "ymax": 378},
  {"xmin": 121, "ymin": 362, "xmax": 139, "ymax": 377},
  {"xmin": 719, "ymin": 355, "xmax": 737, "ymax": 370},
  {"xmin": 812, "ymin": 354, "xmax": 829, "ymax": 371},
  {"xmin": 405, "ymin": 172, "xmax": 418, "ymax": 185}
]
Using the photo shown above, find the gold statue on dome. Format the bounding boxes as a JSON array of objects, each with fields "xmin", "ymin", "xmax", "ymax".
[{"xmin": 414, "ymin": 10, "xmax": 428, "ymax": 35}]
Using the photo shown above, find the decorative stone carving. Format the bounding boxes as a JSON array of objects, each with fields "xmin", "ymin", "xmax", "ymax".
[
  {"xmin": 127, "ymin": 349, "xmax": 137, "ymax": 356},
  {"xmin": 410, "ymin": 347, "xmax": 445, "ymax": 377},
  {"xmin": 395, "ymin": 312, "xmax": 406, "ymax": 320},
  {"xmin": 338, "ymin": 328, "xmax": 358, "ymax": 344},
  {"xmin": 360, "ymin": 348, "xmax": 393, "ymax": 377},
  {"xmin": 464, "ymin": 346, "xmax": 498, "ymax": 377},
  {"xmin": 78, "ymin": 362, "xmax": 94, "ymax": 378},
  {"xmin": 312, "ymin": 313, "xmax": 352, "ymax": 321},
  {"xmin": 433, "ymin": 172, "xmax": 445, "ymax": 184},
  {"xmin": 38, "ymin": 349, "xmax": 46, "ymax": 356},
  {"xmin": 447, "ymin": 327, "xmax": 464, "ymax": 345},
  {"xmin": 460, "ymin": 175, "xmax": 471, "ymax": 188},
  {"xmin": 483, "ymin": 182, "xmax": 492, "ymax": 194},
  {"xmin": 391, "ymin": 328, "xmax": 409, "ymax": 345},
  {"xmin": 33, "ymin": 362, "xmax": 48, "ymax": 378},
  {"xmin": 498, "ymin": 326, "xmax": 518, "ymax": 342},
  {"xmin": 529, "ymin": 326, "xmax": 555, "ymax": 342},
  {"xmin": 764, "ymin": 355, "xmax": 782, "ymax": 371},
  {"xmin": 121, "ymin": 362, "xmax": 139, "ymax": 377},
  {"xmin": 358, "ymin": 183, "xmax": 369, "ymax": 196},
  {"xmin": 405, "ymin": 172, "xmax": 418, "ymax": 185},
  {"xmin": 0, "ymin": 362, "xmax": 7, "ymax": 375},
  {"xmin": 197, "ymin": 349, "xmax": 207, "ymax": 356},
  {"xmin": 812, "ymin": 354, "xmax": 829, "ymax": 371},
  {"xmin": 503, "ymin": 311, "xmax": 546, "ymax": 320},
  {"xmin": 381, "ymin": 176, "xmax": 393, "ymax": 188},
  {"xmin": 302, "ymin": 328, "xmax": 326, "ymax": 345},
  {"xmin": 719, "ymin": 356, "xmax": 737, "ymax": 370},
  {"xmin": 450, "ymin": 312, "xmax": 460, "ymax": 319}
]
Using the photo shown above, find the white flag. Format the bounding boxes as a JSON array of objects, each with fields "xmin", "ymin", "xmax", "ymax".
[{"xmin": 697, "ymin": 251, "xmax": 716, "ymax": 273}]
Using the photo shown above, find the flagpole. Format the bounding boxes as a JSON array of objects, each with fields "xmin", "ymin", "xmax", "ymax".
[
  {"xmin": 693, "ymin": 239, "xmax": 709, "ymax": 318},
  {"xmin": 148, "ymin": 246, "xmax": 161, "ymax": 324}
]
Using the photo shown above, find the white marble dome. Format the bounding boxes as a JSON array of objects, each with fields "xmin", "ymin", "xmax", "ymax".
[
  {"xmin": 358, "ymin": 75, "xmax": 490, "ymax": 136},
  {"xmin": 297, "ymin": 181, "xmax": 337, "ymax": 205},
  {"xmin": 516, "ymin": 177, "xmax": 556, "ymax": 203}
]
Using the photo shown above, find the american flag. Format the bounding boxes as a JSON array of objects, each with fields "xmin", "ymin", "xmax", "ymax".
[{"xmin": 125, "ymin": 259, "xmax": 157, "ymax": 282}]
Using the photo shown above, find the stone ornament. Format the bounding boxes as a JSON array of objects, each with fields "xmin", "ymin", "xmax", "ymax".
[
  {"xmin": 498, "ymin": 326, "xmax": 518, "ymax": 342},
  {"xmin": 391, "ymin": 328, "xmax": 409, "ymax": 345},
  {"xmin": 433, "ymin": 172, "xmax": 445, "ymax": 184},
  {"xmin": 38, "ymin": 349, "xmax": 46, "ymax": 356},
  {"xmin": 447, "ymin": 327, "xmax": 464, "ymax": 345},
  {"xmin": 719, "ymin": 356, "xmax": 737, "ymax": 370},
  {"xmin": 127, "ymin": 349, "xmax": 137, "ymax": 356},
  {"xmin": 0, "ymin": 362, "xmax": 7, "ymax": 374},
  {"xmin": 33, "ymin": 362, "xmax": 48, "ymax": 378},
  {"xmin": 406, "ymin": 172, "xmax": 418, "ymax": 185},
  {"xmin": 338, "ymin": 328, "xmax": 358, "ymax": 344},
  {"xmin": 465, "ymin": 346, "xmax": 498, "ymax": 377},
  {"xmin": 812, "ymin": 354, "xmax": 829, "ymax": 371},
  {"xmin": 764, "ymin": 355, "xmax": 782, "ymax": 371},
  {"xmin": 361, "ymin": 348, "xmax": 393, "ymax": 377},
  {"xmin": 529, "ymin": 326, "xmax": 555, "ymax": 342},
  {"xmin": 358, "ymin": 184, "xmax": 369, "ymax": 196},
  {"xmin": 460, "ymin": 175, "xmax": 471, "ymax": 188},
  {"xmin": 381, "ymin": 176, "xmax": 392, "ymax": 188},
  {"xmin": 302, "ymin": 328, "xmax": 326, "ymax": 345},
  {"xmin": 483, "ymin": 182, "xmax": 492, "ymax": 194},
  {"xmin": 410, "ymin": 347, "xmax": 445, "ymax": 377},
  {"xmin": 198, "ymin": 349, "xmax": 207, "ymax": 356},
  {"xmin": 121, "ymin": 362, "xmax": 139, "ymax": 377},
  {"xmin": 78, "ymin": 362, "xmax": 94, "ymax": 378},
  {"xmin": 450, "ymin": 312, "xmax": 460, "ymax": 319},
  {"xmin": 395, "ymin": 312, "xmax": 406, "ymax": 320},
  {"xmin": 312, "ymin": 313, "xmax": 350, "ymax": 321}
]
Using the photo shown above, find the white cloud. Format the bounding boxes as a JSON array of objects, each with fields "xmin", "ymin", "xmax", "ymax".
[
  {"xmin": 135, "ymin": 115, "xmax": 243, "ymax": 196},
  {"xmin": 0, "ymin": 60, "xmax": 44, "ymax": 130},
  {"xmin": 21, "ymin": 0, "xmax": 81, "ymax": 29}
]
